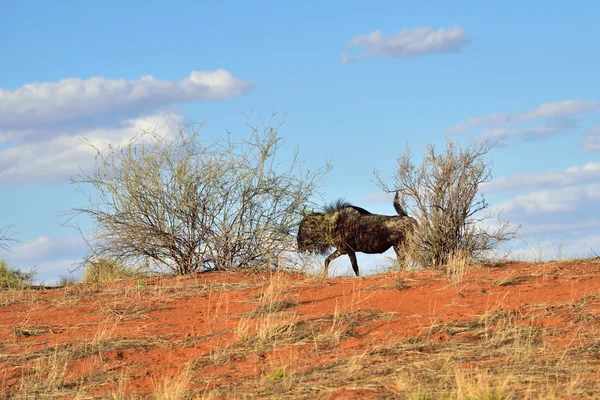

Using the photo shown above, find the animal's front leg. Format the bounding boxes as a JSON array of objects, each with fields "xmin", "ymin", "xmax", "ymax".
[
  {"xmin": 324, "ymin": 249, "xmax": 342, "ymax": 277},
  {"xmin": 348, "ymin": 251, "xmax": 360, "ymax": 276}
]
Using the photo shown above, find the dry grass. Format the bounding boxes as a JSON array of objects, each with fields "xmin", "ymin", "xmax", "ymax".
[
  {"xmin": 0, "ymin": 289, "xmax": 34, "ymax": 307},
  {"xmin": 198, "ymin": 306, "xmax": 600, "ymax": 399},
  {"xmin": 445, "ymin": 250, "xmax": 471, "ymax": 285},
  {"xmin": 3, "ymin": 263, "xmax": 600, "ymax": 399},
  {"xmin": 81, "ymin": 258, "xmax": 143, "ymax": 284},
  {"xmin": 492, "ymin": 274, "xmax": 533, "ymax": 286},
  {"xmin": 153, "ymin": 362, "xmax": 194, "ymax": 400},
  {"xmin": 12, "ymin": 347, "xmax": 85, "ymax": 398}
]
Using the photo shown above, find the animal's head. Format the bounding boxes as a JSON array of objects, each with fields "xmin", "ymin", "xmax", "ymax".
[{"xmin": 297, "ymin": 212, "xmax": 334, "ymax": 254}]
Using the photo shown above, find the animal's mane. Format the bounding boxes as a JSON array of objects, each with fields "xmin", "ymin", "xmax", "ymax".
[{"xmin": 322, "ymin": 198, "xmax": 372, "ymax": 215}]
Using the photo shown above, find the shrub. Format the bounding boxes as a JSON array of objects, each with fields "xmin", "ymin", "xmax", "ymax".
[
  {"xmin": 57, "ymin": 275, "xmax": 79, "ymax": 286},
  {"xmin": 376, "ymin": 139, "xmax": 518, "ymax": 269},
  {"xmin": 68, "ymin": 112, "xmax": 329, "ymax": 275},
  {"xmin": 0, "ymin": 259, "xmax": 34, "ymax": 290}
]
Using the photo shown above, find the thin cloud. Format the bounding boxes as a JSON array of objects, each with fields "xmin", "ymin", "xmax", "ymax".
[
  {"xmin": 342, "ymin": 26, "xmax": 469, "ymax": 64},
  {"xmin": 446, "ymin": 114, "xmax": 510, "ymax": 135},
  {"xmin": 582, "ymin": 127, "xmax": 600, "ymax": 152},
  {"xmin": 482, "ymin": 161, "xmax": 600, "ymax": 194},
  {"xmin": 517, "ymin": 100, "xmax": 599, "ymax": 122},
  {"xmin": 447, "ymin": 99, "xmax": 600, "ymax": 135},
  {"xmin": 0, "ymin": 70, "xmax": 252, "ymax": 131},
  {"xmin": 477, "ymin": 118, "xmax": 578, "ymax": 147},
  {"xmin": 517, "ymin": 219, "xmax": 600, "ymax": 236}
]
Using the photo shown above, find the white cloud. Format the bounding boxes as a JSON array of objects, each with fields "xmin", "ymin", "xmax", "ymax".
[
  {"xmin": 482, "ymin": 161, "xmax": 600, "ymax": 194},
  {"xmin": 582, "ymin": 127, "xmax": 600, "ymax": 152},
  {"xmin": 0, "ymin": 70, "xmax": 252, "ymax": 131},
  {"xmin": 342, "ymin": 26, "xmax": 469, "ymax": 63},
  {"xmin": 7, "ymin": 236, "xmax": 87, "ymax": 264},
  {"xmin": 0, "ymin": 111, "xmax": 185, "ymax": 184},
  {"xmin": 494, "ymin": 184, "xmax": 600, "ymax": 216},
  {"xmin": 447, "ymin": 99, "xmax": 600, "ymax": 135},
  {"xmin": 34, "ymin": 258, "xmax": 84, "ymax": 285},
  {"xmin": 0, "ymin": 236, "xmax": 90, "ymax": 283}
]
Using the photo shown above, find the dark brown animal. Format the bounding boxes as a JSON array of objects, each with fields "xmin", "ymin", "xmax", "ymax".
[{"xmin": 297, "ymin": 192, "xmax": 417, "ymax": 276}]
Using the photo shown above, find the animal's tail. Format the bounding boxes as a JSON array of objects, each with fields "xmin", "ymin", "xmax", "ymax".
[{"xmin": 393, "ymin": 191, "xmax": 409, "ymax": 217}]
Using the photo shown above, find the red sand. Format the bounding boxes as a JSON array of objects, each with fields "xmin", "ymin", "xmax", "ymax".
[{"xmin": 1, "ymin": 260, "xmax": 600, "ymax": 398}]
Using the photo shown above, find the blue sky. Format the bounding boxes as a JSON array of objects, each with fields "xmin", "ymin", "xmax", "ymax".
[{"xmin": 1, "ymin": 1, "xmax": 599, "ymax": 282}]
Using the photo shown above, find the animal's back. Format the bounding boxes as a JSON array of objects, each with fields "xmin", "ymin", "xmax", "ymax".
[{"xmin": 336, "ymin": 212, "xmax": 412, "ymax": 254}]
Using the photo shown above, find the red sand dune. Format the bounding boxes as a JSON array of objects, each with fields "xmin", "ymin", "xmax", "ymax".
[{"xmin": 1, "ymin": 260, "xmax": 600, "ymax": 398}]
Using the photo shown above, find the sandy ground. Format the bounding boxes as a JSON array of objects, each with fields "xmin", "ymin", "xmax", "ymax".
[{"xmin": 2, "ymin": 260, "xmax": 600, "ymax": 398}]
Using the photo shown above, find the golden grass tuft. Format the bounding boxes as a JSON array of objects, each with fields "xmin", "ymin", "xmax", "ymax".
[
  {"xmin": 153, "ymin": 361, "xmax": 194, "ymax": 400},
  {"xmin": 445, "ymin": 250, "xmax": 471, "ymax": 285},
  {"xmin": 81, "ymin": 258, "xmax": 143, "ymax": 284}
]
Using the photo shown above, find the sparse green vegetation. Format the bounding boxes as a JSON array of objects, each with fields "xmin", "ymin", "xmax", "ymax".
[
  {"xmin": 0, "ymin": 259, "xmax": 34, "ymax": 290},
  {"xmin": 57, "ymin": 274, "xmax": 79, "ymax": 286},
  {"xmin": 81, "ymin": 257, "xmax": 143, "ymax": 284}
]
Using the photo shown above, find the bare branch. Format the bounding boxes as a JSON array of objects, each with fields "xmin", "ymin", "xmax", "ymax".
[{"xmin": 0, "ymin": 224, "xmax": 19, "ymax": 252}]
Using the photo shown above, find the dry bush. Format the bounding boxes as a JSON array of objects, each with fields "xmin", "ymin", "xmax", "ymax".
[
  {"xmin": 376, "ymin": 138, "xmax": 518, "ymax": 270},
  {"xmin": 67, "ymin": 111, "xmax": 329, "ymax": 275}
]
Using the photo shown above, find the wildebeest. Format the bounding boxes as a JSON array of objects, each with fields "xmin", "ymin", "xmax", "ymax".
[{"xmin": 297, "ymin": 192, "xmax": 417, "ymax": 276}]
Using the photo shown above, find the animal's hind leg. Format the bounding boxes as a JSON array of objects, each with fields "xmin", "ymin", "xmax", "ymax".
[
  {"xmin": 324, "ymin": 249, "xmax": 342, "ymax": 277},
  {"xmin": 393, "ymin": 245, "xmax": 407, "ymax": 271},
  {"xmin": 348, "ymin": 251, "xmax": 360, "ymax": 276}
]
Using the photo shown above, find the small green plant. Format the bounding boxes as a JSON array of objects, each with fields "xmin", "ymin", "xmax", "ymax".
[
  {"xmin": 267, "ymin": 367, "xmax": 288, "ymax": 381},
  {"xmin": 0, "ymin": 259, "xmax": 34, "ymax": 290},
  {"xmin": 135, "ymin": 279, "xmax": 147, "ymax": 288}
]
